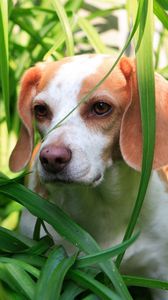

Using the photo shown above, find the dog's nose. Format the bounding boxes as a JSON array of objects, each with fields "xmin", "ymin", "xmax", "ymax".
[{"xmin": 40, "ymin": 145, "xmax": 72, "ymax": 173}]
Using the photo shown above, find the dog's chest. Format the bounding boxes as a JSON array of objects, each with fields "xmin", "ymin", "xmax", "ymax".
[{"xmin": 44, "ymin": 162, "xmax": 167, "ymax": 247}]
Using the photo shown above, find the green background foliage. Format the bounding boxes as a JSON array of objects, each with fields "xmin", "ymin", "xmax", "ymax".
[{"xmin": 0, "ymin": 0, "xmax": 168, "ymax": 299}]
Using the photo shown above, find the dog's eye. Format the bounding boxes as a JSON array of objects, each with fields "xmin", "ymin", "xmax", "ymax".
[
  {"xmin": 92, "ymin": 102, "xmax": 112, "ymax": 116},
  {"xmin": 34, "ymin": 104, "xmax": 48, "ymax": 119}
]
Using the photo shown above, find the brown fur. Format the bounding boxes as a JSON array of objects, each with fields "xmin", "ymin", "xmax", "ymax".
[
  {"xmin": 9, "ymin": 56, "xmax": 168, "ymax": 174},
  {"xmin": 120, "ymin": 57, "xmax": 168, "ymax": 170}
]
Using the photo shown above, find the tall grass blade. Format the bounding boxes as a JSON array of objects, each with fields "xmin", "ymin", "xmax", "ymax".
[
  {"xmin": 51, "ymin": 0, "xmax": 74, "ymax": 56},
  {"xmin": 116, "ymin": 0, "xmax": 156, "ymax": 266},
  {"xmin": 0, "ymin": 0, "xmax": 9, "ymax": 130}
]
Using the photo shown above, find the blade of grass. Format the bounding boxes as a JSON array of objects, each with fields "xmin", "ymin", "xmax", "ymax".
[
  {"xmin": 10, "ymin": 16, "xmax": 49, "ymax": 52},
  {"xmin": 65, "ymin": 0, "xmax": 83, "ymax": 13},
  {"xmin": 51, "ymin": 0, "xmax": 74, "ymax": 56},
  {"xmin": 13, "ymin": 254, "xmax": 46, "ymax": 268},
  {"xmin": 158, "ymin": 65, "xmax": 168, "ymax": 78},
  {"xmin": 116, "ymin": 0, "xmax": 156, "ymax": 266},
  {"xmin": 0, "ymin": 0, "xmax": 9, "ymax": 130},
  {"xmin": 33, "ymin": 218, "xmax": 42, "ymax": 241},
  {"xmin": 24, "ymin": 236, "xmax": 53, "ymax": 255},
  {"xmin": 43, "ymin": 15, "xmax": 76, "ymax": 60},
  {"xmin": 0, "ymin": 263, "xmax": 35, "ymax": 300},
  {"xmin": 0, "ymin": 226, "xmax": 36, "ymax": 253},
  {"xmin": 0, "ymin": 257, "xmax": 40, "ymax": 279},
  {"xmin": 87, "ymin": 5, "xmax": 125, "ymax": 20},
  {"xmin": 156, "ymin": 0, "xmax": 168, "ymax": 10},
  {"xmin": 35, "ymin": 247, "xmax": 75, "ymax": 300},
  {"xmin": 77, "ymin": 17, "xmax": 108, "ymax": 53},
  {"xmin": 155, "ymin": 29, "xmax": 165, "ymax": 69},
  {"xmin": 10, "ymin": 7, "xmax": 56, "ymax": 18},
  {"xmin": 76, "ymin": 232, "xmax": 139, "ymax": 268},
  {"xmin": 154, "ymin": 0, "xmax": 168, "ymax": 30},
  {"xmin": 123, "ymin": 275, "xmax": 168, "ymax": 290},
  {"xmin": 0, "ymin": 181, "xmax": 132, "ymax": 299},
  {"xmin": 68, "ymin": 269, "xmax": 121, "ymax": 300},
  {"xmin": 60, "ymin": 281, "xmax": 84, "ymax": 300},
  {"xmin": 37, "ymin": 255, "xmax": 76, "ymax": 300}
]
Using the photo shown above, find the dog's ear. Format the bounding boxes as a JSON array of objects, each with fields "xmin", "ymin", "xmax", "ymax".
[
  {"xmin": 9, "ymin": 66, "xmax": 42, "ymax": 172},
  {"xmin": 119, "ymin": 57, "xmax": 168, "ymax": 171}
]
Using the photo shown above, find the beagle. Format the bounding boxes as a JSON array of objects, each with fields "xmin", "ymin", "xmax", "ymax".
[{"xmin": 9, "ymin": 55, "xmax": 168, "ymax": 299}]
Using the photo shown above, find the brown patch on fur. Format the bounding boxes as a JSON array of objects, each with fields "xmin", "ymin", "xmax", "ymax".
[
  {"xmin": 9, "ymin": 66, "xmax": 42, "ymax": 172},
  {"xmin": 159, "ymin": 166, "xmax": 168, "ymax": 182},
  {"xmin": 163, "ymin": 166, "xmax": 168, "ymax": 181},
  {"xmin": 158, "ymin": 167, "xmax": 168, "ymax": 192},
  {"xmin": 120, "ymin": 59, "xmax": 168, "ymax": 171},
  {"xmin": 78, "ymin": 56, "xmax": 131, "ymax": 163},
  {"xmin": 120, "ymin": 56, "xmax": 133, "ymax": 79},
  {"xmin": 78, "ymin": 56, "xmax": 132, "ymax": 110},
  {"xmin": 29, "ymin": 143, "xmax": 41, "ymax": 169},
  {"xmin": 37, "ymin": 57, "xmax": 72, "ymax": 92}
]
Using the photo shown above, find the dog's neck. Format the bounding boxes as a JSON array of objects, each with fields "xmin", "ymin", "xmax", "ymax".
[
  {"xmin": 45, "ymin": 161, "xmax": 142, "ymax": 246},
  {"xmin": 31, "ymin": 159, "xmax": 167, "ymax": 248}
]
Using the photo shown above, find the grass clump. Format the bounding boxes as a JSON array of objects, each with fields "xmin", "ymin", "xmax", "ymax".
[{"xmin": 0, "ymin": 0, "xmax": 168, "ymax": 299}]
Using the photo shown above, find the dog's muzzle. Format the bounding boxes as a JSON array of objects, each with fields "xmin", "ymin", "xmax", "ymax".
[{"xmin": 40, "ymin": 145, "xmax": 72, "ymax": 174}]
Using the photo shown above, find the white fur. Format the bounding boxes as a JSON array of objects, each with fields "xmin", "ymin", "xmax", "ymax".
[
  {"xmin": 24, "ymin": 161, "xmax": 168, "ymax": 300},
  {"xmin": 35, "ymin": 55, "xmax": 112, "ymax": 185},
  {"xmin": 25, "ymin": 55, "xmax": 168, "ymax": 299}
]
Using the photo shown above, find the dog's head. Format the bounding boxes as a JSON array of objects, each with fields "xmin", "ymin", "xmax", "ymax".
[{"xmin": 9, "ymin": 55, "xmax": 168, "ymax": 185}]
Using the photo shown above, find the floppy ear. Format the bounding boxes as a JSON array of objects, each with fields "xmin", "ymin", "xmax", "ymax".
[
  {"xmin": 119, "ymin": 57, "xmax": 168, "ymax": 171},
  {"xmin": 9, "ymin": 66, "xmax": 42, "ymax": 172}
]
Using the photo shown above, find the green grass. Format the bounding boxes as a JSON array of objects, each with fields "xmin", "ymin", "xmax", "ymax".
[{"xmin": 0, "ymin": 0, "xmax": 168, "ymax": 299}]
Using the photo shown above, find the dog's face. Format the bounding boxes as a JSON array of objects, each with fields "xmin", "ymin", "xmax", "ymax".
[
  {"xmin": 32, "ymin": 55, "xmax": 129, "ymax": 185},
  {"xmin": 9, "ymin": 55, "xmax": 168, "ymax": 182}
]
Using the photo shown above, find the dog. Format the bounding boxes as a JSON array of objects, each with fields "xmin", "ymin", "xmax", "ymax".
[{"xmin": 9, "ymin": 55, "xmax": 168, "ymax": 299}]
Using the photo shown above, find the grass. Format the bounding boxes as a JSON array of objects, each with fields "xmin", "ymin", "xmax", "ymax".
[{"xmin": 0, "ymin": 0, "xmax": 168, "ymax": 299}]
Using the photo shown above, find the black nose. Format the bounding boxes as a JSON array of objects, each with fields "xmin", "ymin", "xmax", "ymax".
[{"xmin": 40, "ymin": 145, "xmax": 72, "ymax": 173}]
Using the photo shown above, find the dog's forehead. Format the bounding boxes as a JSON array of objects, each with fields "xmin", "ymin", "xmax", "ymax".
[
  {"xmin": 48, "ymin": 55, "xmax": 105, "ymax": 93},
  {"xmin": 35, "ymin": 54, "xmax": 129, "ymax": 116},
  {"xmin": 37, "ymin": 55, "xmax": 107, "ymax": 107}
]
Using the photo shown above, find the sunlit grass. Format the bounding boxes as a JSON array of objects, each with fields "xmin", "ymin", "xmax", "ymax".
[{"xmin": 0, "ymin": 0, "xmax": 168, "ymax": 299}]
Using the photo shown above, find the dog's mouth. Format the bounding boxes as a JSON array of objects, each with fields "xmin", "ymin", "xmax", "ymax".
[{"xmin": 39, "ymin": 166, "xmax": 102, "ymax": 186}]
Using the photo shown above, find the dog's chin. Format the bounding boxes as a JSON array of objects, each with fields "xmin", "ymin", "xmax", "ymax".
[{"xmin": 39, "ymin": 169, "xmax": 103, "ymax": 187}]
